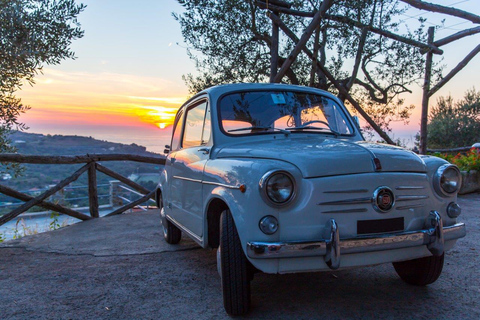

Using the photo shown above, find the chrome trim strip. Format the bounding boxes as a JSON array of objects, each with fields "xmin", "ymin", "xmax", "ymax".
[
  {"xmin": 173, "ymin": 176, "xmax": 242, "ymax": 190},
  {"xmin": 395, "ymin": 186, "xmax": 425, "ymax": 190},
  {"xmin": 396, "ymin": 204, "xmax": 425, "ymax": 210},
  {"xmin": 322, "ymin": 208, "xmax": 368, "ymax": 214},
  {"xmin": 246, "ymin": 222, "xmax": 466, "ymax": 259},
  {"xmin": 202, "ymin": 180, "xmax": 242, "ymax": 190},
  {"xmin": 396, "ymin": 195, "xmax": 429, "ymax": 201},
  {"xmin": 323, "ymin": 189, "xmax": 368, "ymax": 194},
  {"xmin": 173, "ymin": 176, "xmax": 202, "ymax": 183},
  {"xmin": 318, "ymin": 197, "xmax": 371, "ymax": 205}
]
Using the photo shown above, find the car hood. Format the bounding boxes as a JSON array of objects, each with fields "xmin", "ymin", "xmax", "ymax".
[{"xmin": 215, "ymin": 137, "xmax": 426, "ymax": 178}]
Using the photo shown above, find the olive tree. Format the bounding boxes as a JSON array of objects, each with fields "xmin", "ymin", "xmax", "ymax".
[
  {"xmin": 427, "ymin": 88, "xmax": 480, "ymax": 149},
  {"xmin": 0, "ymin": 0, "xmax": 85, "ymax": 173},
  {"xmin": 174, "ymin": 0, "xmax": 441, "ymax": 138}
]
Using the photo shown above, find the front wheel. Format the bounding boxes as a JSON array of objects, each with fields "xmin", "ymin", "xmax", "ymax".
[
  {"xmin": 393, "ymin": 254, "xmax": 444, "ymax": 286},
  {"xmin": 219, "ymin": 209, "xmax": 251, "ymax": 316}
]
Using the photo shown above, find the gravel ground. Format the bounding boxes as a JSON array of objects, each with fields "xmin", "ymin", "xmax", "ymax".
[{"xmin": 0, "ymin": 194, "xmax": 478, "ymax": 319}]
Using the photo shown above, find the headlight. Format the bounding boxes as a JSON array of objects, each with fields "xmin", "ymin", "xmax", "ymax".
[
  {"xmin": 434, "ymin": 164, "xmax": 462, "ymax": 197},
  {"xmin": 259, "ymin": 170, "xmax": 295, "ymax": 206}
]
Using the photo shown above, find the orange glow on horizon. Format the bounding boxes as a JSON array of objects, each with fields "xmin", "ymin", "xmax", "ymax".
[{"xmin": 17, "ymin": 68, "xmax": 188, "ymax": 132}]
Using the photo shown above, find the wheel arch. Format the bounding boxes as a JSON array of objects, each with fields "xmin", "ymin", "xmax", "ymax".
[{"xmin": 205, "ymin": 197, "xmax": 229, "ymax": 248}]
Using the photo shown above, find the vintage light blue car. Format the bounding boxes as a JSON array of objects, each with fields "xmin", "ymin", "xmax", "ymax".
[{"xmin": 156, "ymin": 83, "xmax": 466, "ymax": 316}]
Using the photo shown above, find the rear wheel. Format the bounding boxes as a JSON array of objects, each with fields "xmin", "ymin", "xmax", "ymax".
[
  {"xmin": 393, "ymin": 254, "xmax": 444, "ymax": 286},
  {"xmin": 159, "ymin": 198, "xmax": 181, "ymax": 244},
  {"xmin": 219, "ymin": 209, "xmax": 251, "ymax": 316}
]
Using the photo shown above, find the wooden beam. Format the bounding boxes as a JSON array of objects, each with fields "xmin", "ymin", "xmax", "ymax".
[
  {"xmin": 96, "ymin": 163, "xmax": 154, "ymax": 200},
  {"xmin": 256, "ymin": 2, "xmax": 443, "ymax": 55},
  {"xmin": 0, "ymin": 154, "xmax": 166, "ymax": 165},
  {"xmin": 270, "ymin": 11, "xmax": 280, "ymax": 82},
  {"xmin": 428, "ymin": 44, "xmax": 480, "ymax": 98},
  {"xmin": 325, "ymin": 14, "xmax": 442, "ymax": 55},
  {"xmin": 268, "ymin": 12, "xmax": 395, "ymax": 144},
  {"xmin": 420, "ymin": 27, "xmax": 435, "ymax": 155},
  {"xmin": 400, "ymin": 0, "xmax": 480, "ymax": 25},
  {"xmin": 256, "ymin": 0, "xmax": 292, "ymax": 9},
  {"xmin": 433, "ymin": 26, "xmax": 480, "ymax": 48},
  {"xmin": 0, "ymin": 184, "xmax": 92, "ymax": 221},
  {"xmin": 106, "ymin": 190, "xmax": 155, "ymax": 217},
  {"xmin": 0, "ymin": 164, "xmax": 90, "ymax": 226},
  {"xmin": 273, "ymin": 0, "xmax": 333, "ymax": 83},
  {"xmin": 427, "ymin": 146, "xmax": 472, "ymax": 153},
  {"xmin": 255, "ymin": 1, "xmax": 311, "ymax": 17},
  {"xmin": 88, "ymin": 162, "xmax": 99, "ymax": 218}
]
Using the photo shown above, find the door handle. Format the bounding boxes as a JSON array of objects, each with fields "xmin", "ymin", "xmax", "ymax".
[{"xmin": 198, "ymin": 147, "xmax": 210, "ymax": 155}]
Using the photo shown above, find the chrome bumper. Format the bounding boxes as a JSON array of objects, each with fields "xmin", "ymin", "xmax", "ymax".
[{"xmin": 246, "ymin": 211, "xmax": 466, "ymax": 270}]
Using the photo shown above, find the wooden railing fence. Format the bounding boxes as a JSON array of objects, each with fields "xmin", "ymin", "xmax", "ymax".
[{"xmin": 0, "ymin": 154, "xmax": 165, "ymax": 227}]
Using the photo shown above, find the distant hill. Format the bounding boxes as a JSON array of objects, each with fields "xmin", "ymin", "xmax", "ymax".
[{"xmin": 9, "ymin": 131, "xmax": 157, "ymax": 156}]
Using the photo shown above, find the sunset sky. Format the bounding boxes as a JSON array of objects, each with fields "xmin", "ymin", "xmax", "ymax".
[{"xmin": 16, "ymin": 0, "xmax": 480, "ymax": 152}]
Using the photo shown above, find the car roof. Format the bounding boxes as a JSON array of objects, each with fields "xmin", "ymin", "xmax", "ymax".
[{"xmin": 185, "ymin": 83, "xmax": 340, "ymax": 106}]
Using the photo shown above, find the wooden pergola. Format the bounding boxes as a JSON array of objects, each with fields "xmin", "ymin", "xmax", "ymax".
[{"xmin": 257, "ymin": 0, "xmax": 480, "ymax": 153}]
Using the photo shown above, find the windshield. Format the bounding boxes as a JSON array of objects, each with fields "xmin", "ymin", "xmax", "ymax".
[{"xmin": 219, "ymin": 91, "xmax": 354, "ymax": 136}]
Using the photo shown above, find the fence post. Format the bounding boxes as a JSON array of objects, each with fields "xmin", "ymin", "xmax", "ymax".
[
  {"xmin": 88, "ymin": 162, "xmax": 99, "ymax": 218},
  {"xmin": 109, "ymin": 180, "xmax": 123, "ymax": 207}
]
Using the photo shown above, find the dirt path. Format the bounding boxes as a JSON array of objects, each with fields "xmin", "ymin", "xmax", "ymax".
[{"xmin": 0, "ymin": 194, "xmax": 478, "ymax": 319}]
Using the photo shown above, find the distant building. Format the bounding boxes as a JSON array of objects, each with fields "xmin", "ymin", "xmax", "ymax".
[{"xmin": 1, "ymin": 173, "xmax": 12, "ymax": 181}]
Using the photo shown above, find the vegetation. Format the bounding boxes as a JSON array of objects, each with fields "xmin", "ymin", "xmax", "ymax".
[
  {"xmin": 433, "ymin": 148, "xmax": 480, "ymax": 173},
  {"xmin": 0, "ymin": 0, "xmax": 85, "ymax": 173},
  {"xmin": 174, "ymin": 0, "xmax": 441, "ymax": 136},
  {"xmin": 427, "ymin": 88, "xmax": 480, "ymax": 149}
]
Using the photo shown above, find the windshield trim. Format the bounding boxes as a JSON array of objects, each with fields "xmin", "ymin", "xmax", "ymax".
[{"xmin": 216, "ymin": 88, "xmax": 357, "ymax": 138}]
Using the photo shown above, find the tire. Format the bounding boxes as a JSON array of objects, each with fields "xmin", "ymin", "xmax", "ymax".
[
  {"xmin": 393, "ymin": 253, "xmax": 444, "ymax": 286},
  {"xmin": 160, "ymin": 200, "xmax": 181, "ymax": 244},
  {"xmin": 219, "ymin": 210, "xmax": 251, "ymax": 316}
]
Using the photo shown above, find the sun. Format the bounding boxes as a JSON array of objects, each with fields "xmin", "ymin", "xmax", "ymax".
[{"xmin": 136, "ymin": 106, "xmax": 179, "ymax": 129}]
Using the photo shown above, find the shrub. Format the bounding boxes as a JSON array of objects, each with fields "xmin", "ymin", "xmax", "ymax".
[{"xmin": 434, "ymin": 148, "xmax": 480, "ymax": 172}]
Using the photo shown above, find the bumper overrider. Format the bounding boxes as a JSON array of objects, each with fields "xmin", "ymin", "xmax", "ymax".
[{"xmin": 247, "ymin": 211, "xmax": 466, "ymax": 270}]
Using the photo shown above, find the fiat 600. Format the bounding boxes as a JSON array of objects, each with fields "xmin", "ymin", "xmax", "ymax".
[{"xmin": 156, "ymin": 83, "xmax": 466, "ymax": 316}]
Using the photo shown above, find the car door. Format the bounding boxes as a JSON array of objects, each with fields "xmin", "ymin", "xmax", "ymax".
[{"xmin": 169, "ymin": 99, "xmax": 211, "ymax": 238}]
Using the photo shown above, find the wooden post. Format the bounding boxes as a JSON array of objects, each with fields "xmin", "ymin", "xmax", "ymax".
[
  {"xmin": 270, "ymin": 11, "xmax": 279, "ymax": 82},
  {"xmin": 420, "ymin": 27, "xmax": 435, "ymax": 155},
  {"xmin": 88, "ymin": 162, "xmax": 99, "ymax": 218}
]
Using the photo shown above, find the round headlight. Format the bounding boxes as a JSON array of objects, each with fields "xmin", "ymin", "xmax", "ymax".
[
  {"xmin": 434, "ymin": 164, "xmax": 462, "ymax": 197},
  {"xmin": 260, "ymin": 170, "xmax": 295, "ymax": 205}
]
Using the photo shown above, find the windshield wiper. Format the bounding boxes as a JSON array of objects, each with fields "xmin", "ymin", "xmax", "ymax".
[
  {"xmin": 286, "ymin": 126, "xmax": 341, "ymax": 136},
  {"xmin": 228, "ymin": 126, "xmax": 290, "ymax": 136}
]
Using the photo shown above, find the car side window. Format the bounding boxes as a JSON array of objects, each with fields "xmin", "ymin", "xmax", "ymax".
[
  {"xmin": 182, "ymin": 101, "xmax": 208, "ymax": 148},
  {"xmin": 170, "ymin": 110, "xmax": 184, "ymax": 151}
]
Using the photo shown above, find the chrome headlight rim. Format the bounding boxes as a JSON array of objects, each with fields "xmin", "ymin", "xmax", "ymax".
[
  {"xmin": 434, "ymin": 164, "xmax": 462, "ymax": 197},
  {"xmin": 259, "ymin": 170, "xmax": 296, "ymax": 207}
]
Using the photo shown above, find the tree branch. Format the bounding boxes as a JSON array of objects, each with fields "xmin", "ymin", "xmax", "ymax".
[
  {"xmin": 400, "ymin": 0, "xmax": 480, "ymax": 24},
  {"xmin": 273, "ymin": 0, "xmax": 334, "ymax": 83}
]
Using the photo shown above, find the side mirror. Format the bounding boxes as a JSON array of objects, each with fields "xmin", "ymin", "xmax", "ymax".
[
  {"xmin": 352, "ymin": 116, "xmax": 361, "ymax": 129},
  {"xmin": 164, "ymin": 145, "xmax": 171, "ymax": 154}
]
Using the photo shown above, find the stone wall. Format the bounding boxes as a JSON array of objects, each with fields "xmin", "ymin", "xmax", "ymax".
[{"xmin": 459, "ymin": 170, "xmax": 480, "ymax": 195}]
